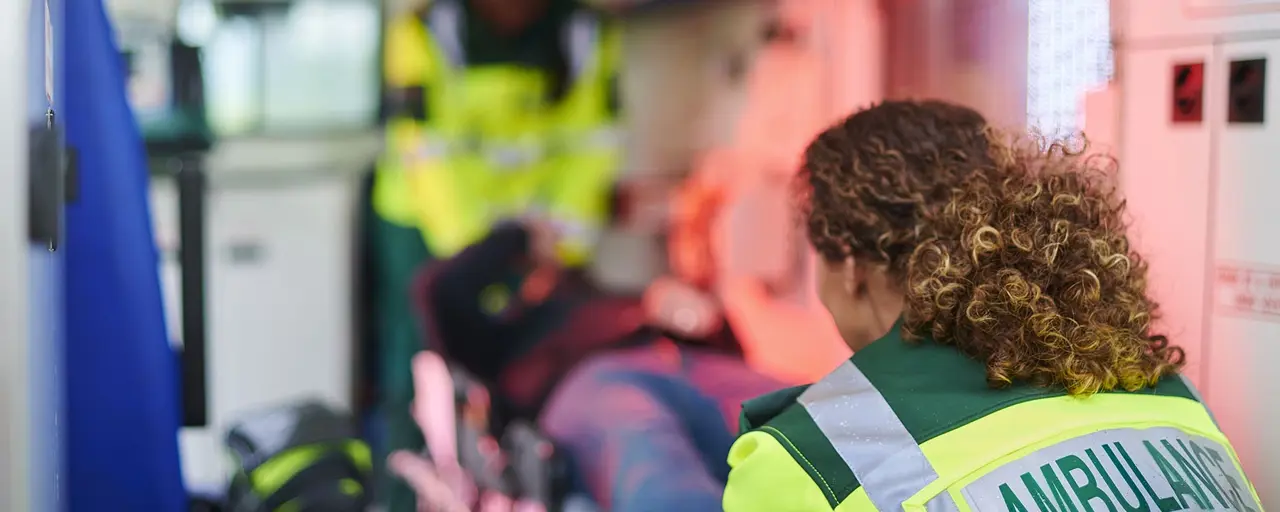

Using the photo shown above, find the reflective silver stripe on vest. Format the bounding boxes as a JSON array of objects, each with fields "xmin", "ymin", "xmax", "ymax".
[
  {"xmin": 1178, "ymin": 373, "xmax": 1221, "ymax": 428},
  {"xmin": 563, "ymin": 11, "xmax": 600, "ymax": 81},
  {"xmin": 553, "ymin": 127, "xmax": 622, "ymax": 153},
  {"xmin": 408, "ymin": 137, "xmax": 452, "ymax": 162},
  {"xmin": 407, "ymin": 135, "xmax": 545, "ymax": 170},
  {"xmin": 524, "ymin": 206, "xmax": 601, "ymax": 246},
  {"xmin": 428, "ymin": 0, "xmax": 465, "ymax": 68},
  {"xmin": 549, "ymin": 217, "xmax": 600, "ymax": 247},
  {"xmin": 578, "ymin": 126, "xmax": 622, "ymax": 151},
  {"xmin": 482, "ymin": 139, "xmax": 546, "ymax": 169},
  {"xmin": 799, "ymin": 361, "xmax": 961, "ymax": 512},
  {"xmin": 419, "ymin": 131, "xmax": 615, "ymax": 168}
]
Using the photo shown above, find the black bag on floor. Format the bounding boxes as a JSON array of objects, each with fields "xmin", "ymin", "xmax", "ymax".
[{"xmin": 223, "ymin": 400, "xmax": 373, "ymax": 512}]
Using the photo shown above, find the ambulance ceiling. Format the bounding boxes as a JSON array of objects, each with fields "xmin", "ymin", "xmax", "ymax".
[
  {"xmin": 104, "ymin": 0, "xmax": 758, "ymax": 30},
  {"xmin": 105, "ymin": 0, "xmax": 180, "ymax": 28}
]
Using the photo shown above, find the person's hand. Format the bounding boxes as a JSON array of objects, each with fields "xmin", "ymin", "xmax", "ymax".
[
  {"xmin": 387, "ymin": 451, "xmax": 549, "ymax": 512},
  {"xmin": 519, "ymin": 215, "xmax": 561, "ymax": 268},
  {"xmin": 386, "ymin": 451, "xmax": 472, "ymax": 512},
  {"xmin": 642, "ymin": 276, "xmax": 724, "ymax": 339},
  {"xmin": 515, "ymin": 215, "xmax": 562, "ymax": 303},
  {"xmin": 400, "ymin": 350, "xmax": 551, "ymax": 512}
]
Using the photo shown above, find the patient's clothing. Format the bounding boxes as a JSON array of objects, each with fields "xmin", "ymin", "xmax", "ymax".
[
  {"xmin": 540, "ymin": 345, "xmax": 785, "ymax": 512},
  {"xmin": 417, "ymin": 223, "xmax": 785, "ymax": 510},
  {"xmin": 416, "ymin": 222, "xmax": 743, "ymax": 422}
]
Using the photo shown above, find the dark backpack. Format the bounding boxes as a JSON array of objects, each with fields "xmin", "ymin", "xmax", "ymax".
[{"xmin": 223, "ymin": 401, "xmax": 372, "ymax": 512}]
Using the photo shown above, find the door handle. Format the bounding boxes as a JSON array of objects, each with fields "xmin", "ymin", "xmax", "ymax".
[{"xmin": 174, "ymin": 155, "xmax": 209, "ymax": 428}]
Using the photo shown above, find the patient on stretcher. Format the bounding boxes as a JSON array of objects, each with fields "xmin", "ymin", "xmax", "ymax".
[
  {"xmin": 398, "ymin": 216, "xmax": 782, "ymax": 510},
  {"xmin": 397, "ymin": 174, "xmax": 841, "ymax": 510}
]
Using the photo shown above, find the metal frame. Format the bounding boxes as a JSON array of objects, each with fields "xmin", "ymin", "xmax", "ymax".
[
  {"xmin": 176, "ymin": 154, "xmax": 209, "ymax": 427},
  {"xmin": 2, "ymin": 1, "xmax": 34, "ymax": 511}
]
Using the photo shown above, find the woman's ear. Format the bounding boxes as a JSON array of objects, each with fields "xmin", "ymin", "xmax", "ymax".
[{"xmin": 842, "ymin": 256, "xmax": 860, "ymax": 297}]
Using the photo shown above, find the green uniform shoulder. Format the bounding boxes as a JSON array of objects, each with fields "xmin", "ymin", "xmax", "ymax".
[
  {"xmin": 734, "ymin": 324, "xmax": 1203, "ymax": 509},
  {"xmin": 739, "ymin": 384, "xmax": 863, "ymax": 507},
  {"xmin": 846, "ymin": 325, "xmax": 1201, "ymax": 445},
  {"xmin": 738, "ymin": 384, "xmax": 807, "ymax": 434}
]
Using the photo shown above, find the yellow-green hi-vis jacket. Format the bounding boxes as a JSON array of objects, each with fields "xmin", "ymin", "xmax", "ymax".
[
  {"xmin": 375, "ymin": 0, "xmax": 622, "ymax": 266},
  {"xmin": 725, "ymin": 323, "xmax": 1263, "ymax": 512}
]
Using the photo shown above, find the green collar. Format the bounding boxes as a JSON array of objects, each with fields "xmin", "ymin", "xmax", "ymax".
[
  {"xmin": 739, "ymin": 384, "xmax": 809, "ymax": 434},
  {"xmin": 735, "ymin": 320, "xmax": 1202, "ymax": 509},
  {"xmin": 738, "ymin": 321, "xmax": 912, "ymax": 433},
  {"xmin": 738, "ymin": 320, "xmax": 1199, "ymax": 441}
]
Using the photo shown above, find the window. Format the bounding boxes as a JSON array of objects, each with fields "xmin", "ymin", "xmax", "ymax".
[
  {"xmin": 1026, "ymin": 0, "xmax": 1113, "ymax": 139},
  {"xmin": 184, "ymin": 0, "xmax": 382, "ymax": 136}
]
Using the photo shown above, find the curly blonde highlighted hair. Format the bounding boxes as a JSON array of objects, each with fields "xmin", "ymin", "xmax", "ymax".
[{"xmin": 799, "ymin": 100, "xmax": 1183, "ymax": 396}]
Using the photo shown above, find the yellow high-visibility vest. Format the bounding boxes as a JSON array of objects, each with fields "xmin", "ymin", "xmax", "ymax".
[
  {"xmin": 374, "ymin": 0, "xmax": 622, "ymax": 266},
  {"xmin": 724, "ymin": 324, "xmax": 1263, "ymax": 512}
]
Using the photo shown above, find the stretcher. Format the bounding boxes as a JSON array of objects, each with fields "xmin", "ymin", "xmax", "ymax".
[{"xmin": 409, "ymin": 351, "xmax": 592, "ymax": 512}]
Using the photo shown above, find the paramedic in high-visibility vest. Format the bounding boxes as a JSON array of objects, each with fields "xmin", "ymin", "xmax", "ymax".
[
  {"xmin": 377, "ymin": 0, "xmax": 621, "ymax": 263},
  {"xmin": 368, "ymin": 0, "xmax": 621, "ymax": 509},
  {"xmin": 724, "ymin": 100, "xmax": 1263, "ymax": 512}
]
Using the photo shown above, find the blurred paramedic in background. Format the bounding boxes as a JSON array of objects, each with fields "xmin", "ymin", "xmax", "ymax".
[
  {"xmin": 724, "ymin": 100, "xmax": 1262, "ymax": 511},
  {"xmin": 366, "ymin": 0, "xmax": 623, "ymax": 509}
]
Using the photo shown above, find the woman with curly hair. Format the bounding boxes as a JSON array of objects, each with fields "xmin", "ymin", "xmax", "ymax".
[{"xmin": 724, "ymin": 101, "xmax": 1261, "ymax": 512}]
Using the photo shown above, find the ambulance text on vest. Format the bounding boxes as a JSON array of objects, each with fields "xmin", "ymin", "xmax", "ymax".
[{"xmin": 960, "ymin": 427, "xmax": 1261, "ymax": 512}]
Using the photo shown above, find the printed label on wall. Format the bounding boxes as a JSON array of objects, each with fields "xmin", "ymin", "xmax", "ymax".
[{"xmin": 1215, "ymin": 261, "xmax": 1280, "ymax": 321}]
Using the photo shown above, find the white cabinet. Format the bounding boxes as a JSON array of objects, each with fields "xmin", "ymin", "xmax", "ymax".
[
  {"xmin": 1119, "ymin": 44, "xmax": 1217, "ymax": 385},
  {"xmin": 1205, "ymin": 38, "xmax": 1280, "ymax": 499},
  {"xmin": 1118, "ymin": 7, "xmax": 1280, "ymax": 502},
  {"xmin": 151, "ymin": 171, "xmax": 359, "ymax": 491}
]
